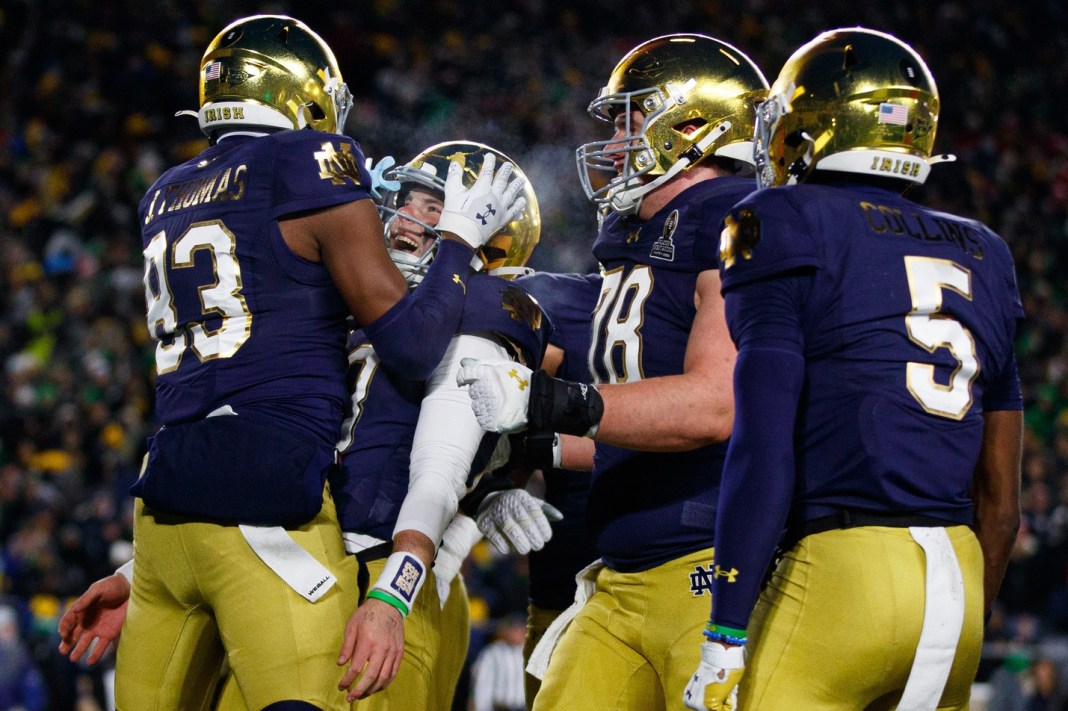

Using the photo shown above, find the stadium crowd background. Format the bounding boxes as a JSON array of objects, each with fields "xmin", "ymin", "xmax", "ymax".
[{"xmin": 1, "ymin": 0, "xmax": 1066, "ymax": 707}]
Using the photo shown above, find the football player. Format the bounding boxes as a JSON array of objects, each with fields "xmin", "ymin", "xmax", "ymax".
[
  {"xmin": 60, "ymin": 141, "xmax": 556, "ymax": 711},
  {"xmin": 333, "ymin": 141, "xmax": 557, "ymax": 709},
  {"xmin": 117, "ymin": 14, "xmax": 527, "ymax": 711},
  {"xmin": 458, "ymin": 34, "xmax": 769, "ymax": 710},
  {"xmin": 684, "ymin": 28, "xmax": 1023, "ymax": 710}
]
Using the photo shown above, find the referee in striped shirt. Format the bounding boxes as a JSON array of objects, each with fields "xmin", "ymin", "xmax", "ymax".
[{"xmin": 470, "ymin": 614, "xmax": 528, "ymax": 711}]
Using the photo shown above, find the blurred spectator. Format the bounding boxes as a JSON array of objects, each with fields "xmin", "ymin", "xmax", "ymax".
[
  {"xmin": 989, "ymin": 649, "xmax": 1031, "ymax": 711},
  {"xmin": 1026, "ymin": 657, "xmax": 1068, "ymax": 711},
  {"xmin": 0, "ymin": 602, "xmax": 47, "ymax": 711}
]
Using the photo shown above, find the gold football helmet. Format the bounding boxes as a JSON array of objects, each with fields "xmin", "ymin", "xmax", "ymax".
[
  {"xmin": 379, "ymin": 142, "xmax": 541, "ymax": 286},
  {"xmin": 194, "ymin": 15, "xmax": 352, "ymax": 139},
  {"xmin": 576, "ymin": 34, "xmax": 768, "ymax": 216},
  {"xmin": 755, "ymin": 28, "xmax": 952, "ymax": 188}
]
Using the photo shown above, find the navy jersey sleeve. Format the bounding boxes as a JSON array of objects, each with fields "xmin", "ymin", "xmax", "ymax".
[
  {"xmin": 718, "ymin": 189, "xmax": 821, "ymax": 292},
  {"xmin": 459, "ymin": 275, "xmax": 552, "ymax": 369},
  {"xmin": 270, "ymin": 131, "xmax": 373, "ymax": 219},
  {"xmin": 979, "ymin": 234, "xmax": 1025, "ymax": 412},
  {"xmin": 711, "ymin": 273, "xmax": 809, "ymax": 631}
]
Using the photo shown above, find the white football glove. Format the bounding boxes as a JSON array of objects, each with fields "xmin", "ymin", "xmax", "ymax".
[
  {"xmin": 476, "ymin": 489, "xmax": 563, "ymax": 555},
  {"xmin": 456, "ymin": 357, "xmax": 532, "ymax": 433},
  {"xmin": 364, "ymin": 155, "xmax": 400, "ymax": 200},
  {"xmin": 435, "ymin": 153, "xmax": 527, "ymax": 250},
  {"xmin": 683, "ymin": 641, "xmax": 746, "ymax": 710},
  {"xmin": 434, "ymin": 514, "xmax": 482, "ymax": 608}
]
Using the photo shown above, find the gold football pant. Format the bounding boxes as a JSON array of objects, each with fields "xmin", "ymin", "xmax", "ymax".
[
  {"xmin": 212, "ymin": 562, "xmax": 470, "ymax": 711},
  {"xmin": 533, "ymin": 547, "xmax": 714, "ymax": 711},
  {"xmin": 524, "ymin": 603, "xmax": 565, "ymax": 710},
  {"xmin": 116, "ymin": 493, "xmax": 360, "ymax": 711},
  {"xmin": 740, "ymin": 525, "xmax": 983, "ymax": 710},
  {"xmin": 430, "ymin": 574, "xmax": 470, "ymax": 711}
]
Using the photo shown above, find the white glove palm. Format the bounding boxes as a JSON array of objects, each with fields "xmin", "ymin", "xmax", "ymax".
[
  {"xmin": 456, "ymin": 357, "xmax": 532, "ymax": 433},
  {"xmin": 684, "ymin": 641, "xmax": 746, "ymax": 710},
  {"xmin": 435, "ymin": 153, "xmax": 527, "ymax": 250},
  {"xmin": 434, "ymin": 514, "xmax": 482, "ymax": 609},
  {"xmin": 476, "ymin": 489, "xmax": 563, "ymax": 555}
]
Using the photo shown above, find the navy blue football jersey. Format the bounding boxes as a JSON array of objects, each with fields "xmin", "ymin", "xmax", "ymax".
[
  {"xmin": 719, "ymin": 182, "xmax": 1024, "ymax": 524},
  {"xmin": 139, "ymin": 130, "xmax": 373, "ymax": 447},
  {"xmin": 517, "ymin": 272, "xmax": 601, "ymax": 609},
  {"xmin": 132, "ymin": 131, "xmax": 375, "ymax": 524},
  {"xmin": 335, "ymin": 274, "xmax": 550, "ymax": 539},
  {"xmin": 587, "ymin": 177, "xmax": 754, "ymax": 572}
]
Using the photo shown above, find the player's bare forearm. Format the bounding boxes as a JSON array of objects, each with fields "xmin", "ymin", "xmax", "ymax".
[
  {"xmin": 393, "ymin": 528, "xmax": 436, "ymax": 566},
  {"xmin": 595, "ymin": 373, "xmax": 732, "ymax": 450},
  {"xmin": 559, "ymin": 434, "xmax": 594, "ymax": 471},
  {"xmin": 971, "ymin": 409, "xmax": 1022, "ymax": 613}
]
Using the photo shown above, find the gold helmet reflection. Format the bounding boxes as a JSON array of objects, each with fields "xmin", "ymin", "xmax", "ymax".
[
  {"xmin": 195, "ymin": 15, "xmax": 352, "ymax": 140},
  {"xmin": 577, "ymin": 34, "xmax": 768, "ymax": 216},
  {"xmin": 380, "ymin": 141, "xmax": 540, "ymax": 283},
  {"xmin": 755, "ymin": 28, "xmax": 949, "ymax": 188}
]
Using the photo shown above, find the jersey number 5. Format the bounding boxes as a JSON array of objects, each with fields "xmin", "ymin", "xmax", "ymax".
[
  {"xmin": 903, "ymin": 256, "xmax": 979, "ymax": 421},
  {"xmin": 143, "ymin": 221, "xmax": 252, "ymax": 374}
]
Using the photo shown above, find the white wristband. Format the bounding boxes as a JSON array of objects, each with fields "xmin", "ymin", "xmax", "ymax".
[
  {"xmin": 370, "ymin": 552, "xmax": 427, "ymax": 617},
  {"xmin": 115, "ymin": 558, "xmax": 134, "ymax": 584}
]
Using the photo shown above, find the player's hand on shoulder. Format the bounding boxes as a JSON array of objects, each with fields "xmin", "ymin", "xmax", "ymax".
[
  {"xmin": 456, "ymin": 357, "xmax": 533, "ymax": 433},
  {"xmin": 337, "ymin": 597, "xmax": 405, "ymax": 701},
  {"xmin": 436, "ymin": 153, "xmax": 527, "ymax": 250},
  {"xmin": 684, "ymin": 640, "xmax": 746, "ymax": 710}
]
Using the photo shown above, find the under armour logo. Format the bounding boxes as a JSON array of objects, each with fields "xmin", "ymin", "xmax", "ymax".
[
  {"xmin": 714, "ymin": 565, "xmax": 739, "ymax": 583},
  {"xmin": 476, "ymin": 203, "xmax": 496, "ymax": 225},
  {"xmin": 508, "ymin": 368, "xmax": 529, "ymax": 390}
]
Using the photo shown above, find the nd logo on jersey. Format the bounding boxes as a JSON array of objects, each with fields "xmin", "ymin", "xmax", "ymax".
[
  {"xmin": 315, "ymin": 142, "xmax": 363, "ymax": 186},
  {"xmin": 719, "ymin": 208, "xmax": 761, "ymax": 269}
]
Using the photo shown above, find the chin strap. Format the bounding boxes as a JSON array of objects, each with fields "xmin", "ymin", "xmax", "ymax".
[
  {"xmin": 927, "ymin": 153, "xmax": 957, "ymax": 166},
  {"xmin": 609, "ymin": 120, "xmax": 732, "ymax": 217}
]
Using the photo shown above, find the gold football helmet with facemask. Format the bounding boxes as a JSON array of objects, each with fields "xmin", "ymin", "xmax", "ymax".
[
  {"xmin": 754, "ymin": 27, "xmax": 953, "ymax": 188},
  {"xmin": 379, "ymin": 142, "xmax": 540, "ymax": 287},
  {"xmin": 192, "ymin": 15, "xmax": 352, "ymax": 140},
  {"xmin": 576, "ymin": 34, "xmax": 768, "ymax": 216}
]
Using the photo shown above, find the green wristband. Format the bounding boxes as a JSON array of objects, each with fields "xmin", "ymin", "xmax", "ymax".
[
  {"xmin": 706, "ymin": 622, "xmax": 748, "ymax": 638},
  {"xmin": 366, "ymin": 589, "xmax": 410, "ymax": 617}
]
